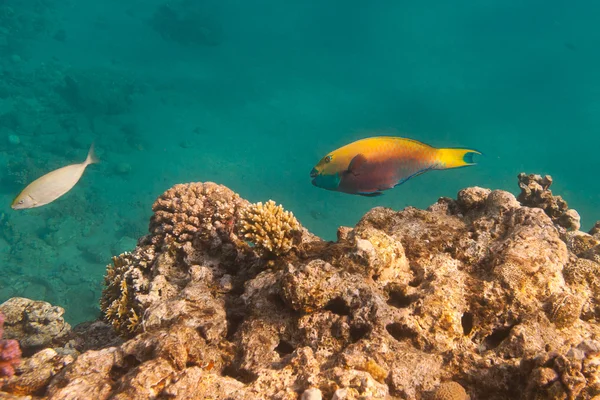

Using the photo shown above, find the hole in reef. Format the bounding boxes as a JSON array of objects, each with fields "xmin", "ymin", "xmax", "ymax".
[
  {"xmin": 222, "ymin": 364, "xmax": 257, "ymax": 384},
  {"xmin": 386, "ymin": 323, "xmax": 417, "ymax": 342},
  {"xmin": 461, "ymin": 312, "xmax": 474, "ymax": 335},
  {"xmin": 109, "ymin": 354, "xmax": 140, "ymax": 381},
  {"xmin": 408, "ymin": 275, "xmax": 423, "ymax": 287},
  {"xmin": 267, "ymin": 293, "xmax": 286, "ymax": 308},
  {"xmin": 387, "ymin": 289, "xmax": 414, "ymax": 308},
  {"xmin": 225, "ymin": 314, "xmax": 244, "ymax": 341},
  {"xmin": 275, "ymin": 340, "xmax": 295, "ymax": 357},
  {"xmin": 482, "ymin": 325, "xmax": 514, "ymax": 350},
  {"xmin": 324, "ymin": 297, "xmax": 351, "ymax": 316},
  {"xmin": 350, "ymin": 324, "xmax": 371, "ymax": 342}
]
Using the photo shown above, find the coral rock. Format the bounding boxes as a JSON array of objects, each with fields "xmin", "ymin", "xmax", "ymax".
[
  {"xmin": 456, "ymin": 186, "xmax": 492, "ymax": 211},
  {"xmin": 301, "ymin": 387, "xmax": 323, "ymax": 400},
  {"xmin": 0, "ymin": 298, "xmax": 71, "ymax": 355},
  {"xmin": 517, "ymin": 172, "xmax": 580, "ymax": 232},
  {"xmin": 1, "ymin": 348, "xmax": 73, "ymax": 395},
  {"xmin": 590, "ymin": 222, "xmax": 600, "ymax": 238}
]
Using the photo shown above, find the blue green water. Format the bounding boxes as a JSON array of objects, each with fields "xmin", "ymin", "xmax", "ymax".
[{"xmin": 1, "ymin": 0, "xmax": 599, "ymax": 324}]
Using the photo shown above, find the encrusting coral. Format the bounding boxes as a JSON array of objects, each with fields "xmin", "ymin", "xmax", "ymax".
[
  {"xmin": 2, "ymin": 174, "xmax": 600, "ymax": 400},
  {"xmin": 237, "ymin": 199, "xmax": 302, "ymax": 257}
]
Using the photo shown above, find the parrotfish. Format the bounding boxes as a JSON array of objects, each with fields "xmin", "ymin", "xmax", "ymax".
[
  {"xmin": 11, "ymin": 144, "xmax": 99, "ymax": 210},
  {"xmin": 310, "ymin": 136, "xmax": 480, "ymax": 196}
]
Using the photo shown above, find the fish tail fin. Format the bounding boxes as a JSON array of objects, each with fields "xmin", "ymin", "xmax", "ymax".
[
  {"xmin": 85, "ymin": 142, "xmax": 100, "ymax": 165},
  {"xmin": 436, "ymin": 148, "xmax": 482, "ymax": 169}
]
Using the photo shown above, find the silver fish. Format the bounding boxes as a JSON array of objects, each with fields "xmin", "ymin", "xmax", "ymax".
[{"xmin": 11, "ymin": 144, "xmax": 99, "ymax": 210}]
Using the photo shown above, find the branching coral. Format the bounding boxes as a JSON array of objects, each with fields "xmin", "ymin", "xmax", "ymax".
[
  {"xmin": 0, "ymin": 311, "xmax": 21, "ymax": 378},
  {"xmin": 237, "ymin": 200, "xmax": 302, "ymax": 257},
  {"xmin": 100, "ymin": 250, "xmax": 155, "ymax": 336}
]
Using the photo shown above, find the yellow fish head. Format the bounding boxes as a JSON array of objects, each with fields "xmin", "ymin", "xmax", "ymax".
[
  {"xmin": 11, "ymin": 193, "xmax": 36, "ymax": 210},
  {"xmin": 310, "ymin": 153, "xmax": 344, "ymax": 191}
]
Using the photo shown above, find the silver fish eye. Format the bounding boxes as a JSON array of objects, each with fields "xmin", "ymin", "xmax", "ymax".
[
  {"xmin": 18, "ymin": 199, "xmax": 24, "ymax": 204},
  {"xmin": 324, "ymin": 155, "xmax": 332, "ymax": 163}
]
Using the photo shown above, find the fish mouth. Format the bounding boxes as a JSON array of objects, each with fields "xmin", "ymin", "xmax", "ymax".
[{"xmin": 310, "ymin": 168, "xmax": 319, "ymax": 178}]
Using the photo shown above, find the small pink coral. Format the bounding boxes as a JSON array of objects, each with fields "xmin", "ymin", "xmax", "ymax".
[{"xmin": 0, "ymin": 311, "xmax": 21, "ymax": 378}]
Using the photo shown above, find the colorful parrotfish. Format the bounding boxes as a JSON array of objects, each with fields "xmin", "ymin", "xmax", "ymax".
[{"xmin": 310, "ymin": 136, "xmax": 480, "ymax": 196}]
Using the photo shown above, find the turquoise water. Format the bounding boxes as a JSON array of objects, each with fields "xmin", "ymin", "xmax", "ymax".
[{"xmin": 1, "ymin": 0, "xmax": 598, "ymax": 324}]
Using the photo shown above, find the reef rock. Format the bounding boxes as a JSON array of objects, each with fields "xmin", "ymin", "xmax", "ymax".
[
  {"xmin": 0, "ymin": 298, "xmax": 71, "ymax": 355},
  {"xmin": 2, "ymin": 175, "xmax": 600, "ymax": 400}
]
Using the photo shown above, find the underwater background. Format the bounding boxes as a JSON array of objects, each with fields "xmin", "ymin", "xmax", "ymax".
[{"xmin": 0, "ymin": 0, "xmax": 598, "ymax": 325}]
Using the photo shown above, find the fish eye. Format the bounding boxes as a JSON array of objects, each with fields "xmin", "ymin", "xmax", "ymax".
[
  {"xmin": 324, "ymin": 155, "xmax": 332, "ymax": 163},
  {"xmin": 18, "ymin": 199, "xmax": 24, "ymax": 204}
]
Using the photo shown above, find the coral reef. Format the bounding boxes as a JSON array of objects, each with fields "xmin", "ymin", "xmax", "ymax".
[
  {"xmin": 2, "ymin": 173, "xmax": 600, "ymax": 399},
  {"xmin": 237, "ymin": 200, "xmax": 303, "ymax": 257},
  {"xmin": 0, "ymin": 311, "xmax": 21, "ymax": 378}
]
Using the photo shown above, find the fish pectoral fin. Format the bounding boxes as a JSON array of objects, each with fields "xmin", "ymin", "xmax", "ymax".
[
  {"xmin": 347, "ymin": 154, "xmax": 368, "ymax": 176},
  {"xmin": 357, "ymin": 191, "xmax": 384, "ymax": 197}
]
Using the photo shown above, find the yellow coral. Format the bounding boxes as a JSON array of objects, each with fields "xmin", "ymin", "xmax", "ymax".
[{"xmin": 237, "ymin": 200, "xmax": 301, "ymax": 257}]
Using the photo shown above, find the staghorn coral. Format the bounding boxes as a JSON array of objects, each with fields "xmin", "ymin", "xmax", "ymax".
[
  {"xmin": 3, "ymin": 173, "xmax": 600, "ymax": 399},
  {"xmin": 237, "ymin": 200, "xmax": 302, "ymax": 257},
  {"xmin": 0, "ymin": 311, "xmax": 21, "ymax": 378},
  {"xmin": 100, "ymin": 249, "xmax": 156, "ymax": 335}
]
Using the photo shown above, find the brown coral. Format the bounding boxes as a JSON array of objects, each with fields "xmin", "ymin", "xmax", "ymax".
[
  {"xmin": 517, "ymin": 172, "xmax": 580, "ymax": 232},
  {"xmin": 150, "ymin": 181, "xmax": 248, "ymax": 247},
  {"xmin": 433, "ymin": 381, "xmax": 471, "ymax": 400},
  {"xmin": 101, "ymin": 182, "xmax": 255, "ymax": 337},
  {"xmin": 236, "ymin": 200, "xmax": 302, "ymax": 257},
  {"xmin": 590, "ymin": 222, "xmax": 600, "ymax": 238}
]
